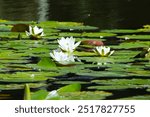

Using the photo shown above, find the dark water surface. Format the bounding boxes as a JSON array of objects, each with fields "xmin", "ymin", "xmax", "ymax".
[{"xmin": 0, "ymin": 0, "xmax": 150, "ymax": 29}]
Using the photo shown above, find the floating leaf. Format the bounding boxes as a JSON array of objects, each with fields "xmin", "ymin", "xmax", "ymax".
[
  {"xmin": 37, "ymin": 57, "xmax": 57, "ymax": 69},
  {"xmin": 31, "ymin": 90, "xmax": 48, "ymax": 100},
  {"xmin": 11, "ymin": 24, "xmax": 29, "ymax": 32},
  {"xmin": 58, "ymin": 83, "xmax": 81, "ymax": 93},
  {"xmin": 81, "ymin": 40, "xmax": 104, "ymax": 46},
  {"xmin": 82, "ymin": 32, "xmax": 117, "ymax": 38},
  {"xmin": 102, "ymin": 29, "xmax": 141, "ymax": 34},
  {"xmin": 58, "ymin": 91, "xmax": 112, "ymax": 100},
  {"xmin": 57, "ymin": 25, "xmax": 99, "ymax": 32},
  {"xmin": 118, "ymin": 35, "xmax": 150, "ymax": 40}
]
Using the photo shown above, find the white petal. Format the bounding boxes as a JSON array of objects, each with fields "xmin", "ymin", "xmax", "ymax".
[
  {"xmin": 29, "ymin": 26, "xmax": 32, "ymax": 33},
  {"xmin": 25, "ymin": 31, "xmax": 30, "ymax": 36},
  {"xmin": 109, "ymin": 50, "xmax": 114, "ymax": 56},
  {"xmin": 41, "ymin": 32, "xmax": 45, "ymax": 36},
  {"xmin": 50, "ymin": 50, "xmax": 75, "ymax": 65},
  {"xmin": 35, "ymin": 26, "xmax": 43, "ymax": 35},
  {"xmin": 74, "ymin": 41, "xmax": 81, "ymax": 48},
  {"xmin": 33, "ymin": 26, "xmax": 39, "ymax": 34},
  {"xmin": 103, "ymin": 47, "xmax": 110, "ymax": 55},
  {"xmin": 96, "ymin": 47, "xmax": 103, "ymax": 55}
]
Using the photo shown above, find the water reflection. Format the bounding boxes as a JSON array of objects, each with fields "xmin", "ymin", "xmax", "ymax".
[
  {"xmin": 0, "ymin": 0, "xmax": 38, "ymax": 21},
  {"xmin": 37, "ymin": 0, "xmax": 49, "ymax": 21},
  {"xmin": 0, "ymin": 0, "xmax": 150, "ymax": 29}
]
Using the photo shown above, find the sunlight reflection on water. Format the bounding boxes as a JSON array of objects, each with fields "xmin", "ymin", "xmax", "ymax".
[{"xmin": 37, "ymin": 0, "xmax": 49, "ymax": 21}]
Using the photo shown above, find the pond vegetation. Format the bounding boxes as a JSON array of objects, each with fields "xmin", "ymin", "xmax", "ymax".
[{"xmin": 0, "ymin": 20, "xmax": 150, "ymax": 100}]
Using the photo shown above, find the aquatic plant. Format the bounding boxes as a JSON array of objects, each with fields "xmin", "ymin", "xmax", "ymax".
[
  {"xmin": 58, "ymin": 37, "xmax": 81, "ymax": 53},
  {"xmin": 25, "ymin": 26, "xmax": 44, "ymax": 39},
  {"xmin": 94, "ymin": 46, "xmax": 114, "ymax": 57},
  {"xmin": 1, "ymin": 20, "xmax": 150, "ymax": 100},
  {"xmin": 50, "ymin": 50, "xmax": 75, "ymax": 65}
]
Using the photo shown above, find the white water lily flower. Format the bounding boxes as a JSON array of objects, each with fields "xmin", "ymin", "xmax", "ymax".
[
  {"xmin": 50, "ymin": 50, "xmax": 75, "ymax": 65},
  {"xmin": 94, "ymin": 46, "xmax": 114, "ymax": 57},
  {"xmin": 25, "ymin": 26, "xmax": 44, "ymax": 39},
  {"xmin": 58, "ymin": 37, "xmax": 81, "ymax": 53}
]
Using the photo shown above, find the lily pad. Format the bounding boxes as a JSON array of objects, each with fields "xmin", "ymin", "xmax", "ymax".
[
  {"xmin": 0, "ymin": 83, "xmax": 46, "ymax": 90},
  {"xmin": 82, "ymin": 32, "xmax": 117, "ymax": 38},
  {"xmin": 11, "ymin": 24, "xmax": 29, "ymax": 32},
  {"xmin": 57, "ymin": 25, "xmax": 99, "ymax": 32},
  {"xmin": 118, "ymin": 35, "xmax": 150, "ymax": 40},
  {"xmin": 59, "ymin": 91, "xmax": 112, "ymax": 100},
  {"xmin": 102, "ymin": 29, "xmax": 141, "ymax": 34}
]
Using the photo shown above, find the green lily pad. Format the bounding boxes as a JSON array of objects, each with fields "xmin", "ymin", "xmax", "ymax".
[
  {"xmin": 31, "ymin": 90, "xmax": 48, "ymax": 100},
  {"xmin": 0, "ymin": 25, "xmax": 12, "ymax": 32},
  {"xmin": 102, "ymin": 29, "xmax": 141, "ymax": 34},
  {"xmin": 57, "ymin": 25, "xmax": 99, "ymax": 32},
  {"xmin": 119, "ymin": 95, "xmax": 150, "ymax": 100},
  {"xmin": 118, "ymin": 35, "xmax": 150, "ymax": 40},
  {"xmin": 37, "ymin": 57, "xmax": 56, "ymax": 69},
  {"xmin": 0, "ymin": 71, "xmax": 56, "ymax": 82},
  {"xmin": 59, "ymin": 91, "xmax": 112, "ymax": 100},
  {"xmin": 31, "ymin": 83, "xmax": 81, "ymax": 100},
  {"xmin": 38, "ymin": 21, "xmax": 82, "ymax": 28},
  {"xmin": 58, "ymin": 83, "xmax": 81, "ymax": 93},
  {"xmin": 0, "ymin": 83, "xmax": 46, "ymax": 90},
  {"xmin": 82, "ymin": 32, "xmax": 117, "ymax": 38}
]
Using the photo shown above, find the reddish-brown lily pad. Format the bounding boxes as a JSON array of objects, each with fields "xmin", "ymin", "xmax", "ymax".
[
  {"xmin": 81, "ymin": 40, "xmax": 104, "ymax": 46},
  {"xmin": 11, "ymin": 24, "xmax": 29, "ymax": 32}
]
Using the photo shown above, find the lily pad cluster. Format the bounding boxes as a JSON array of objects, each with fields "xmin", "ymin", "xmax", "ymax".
[{"xmin": 0, "ymin": 20, "xmax": 150, "ymax": 100}]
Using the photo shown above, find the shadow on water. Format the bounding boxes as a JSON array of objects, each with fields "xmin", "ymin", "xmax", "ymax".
[{"xmin": 105, "ymin": 88, "xmax": 150, "ymax": 100}]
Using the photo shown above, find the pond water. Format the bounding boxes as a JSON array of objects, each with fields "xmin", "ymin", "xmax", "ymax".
[
  {"xmin": 1, "ymin": 0, "xmax": 150, "ymax": 29},
  {"xmin": 0, "ymin": 0, "xmax": 150, "ymax": 100}
]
